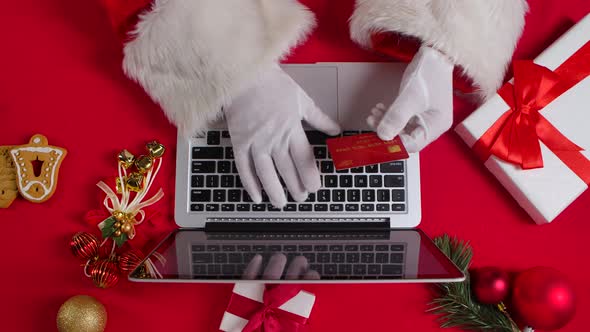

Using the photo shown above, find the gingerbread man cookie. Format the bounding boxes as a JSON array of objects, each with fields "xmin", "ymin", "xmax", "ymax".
[
  {"xmin": 0, "ymin": 146, "xmax": 18, "ymax": 208},
  {"xmin": 10, "ymin": 134, "xmax": 67, "ymax": 203}
]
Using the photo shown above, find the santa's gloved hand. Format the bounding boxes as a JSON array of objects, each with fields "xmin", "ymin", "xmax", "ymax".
[
  {"xmin": 367, "ymin": 45, "xmax": 453, "ymax": 153},
  {"xmin": 225, "ymin": 66, "xmax": 341, "ymax": 208}
]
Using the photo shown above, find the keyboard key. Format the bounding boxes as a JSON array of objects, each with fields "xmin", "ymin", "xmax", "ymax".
[
  {"xmin": 305, "ymin": 131, "xmax": 330, "ymax": 145},
  {"xmin": 191, "ymin": 204, "xmax": 204, "ymax": 211},
  {"xmin": 382, "ymin": 265, "xmax": 403, "ymax": 275},
  {"xmin": 193, "ymin": 265, "xmax": 207, "ymax": 275},
  {"xmin": 227, "ymin": 190, "xmax": 241, "ymax": 202},
  {"xmin": 314, "ymin": 147, "xmax": 327, "ymax": 159},
  {"xmin": 225, "ymin": 147, "xmax": 234, "ymax": 159},
  {"xmin": 314, "ymin": 245, "xmax": 328, "ymax": 251},
  {"xmin": 391, "ymin": 189, "xmax": 404, "ymax": 202},
  {"xmin": 221, "ymin": 130, "xmax": 230, "ymax": 138},
  {"xmin": 192, "ymin": 147, "xmax": 224, "ymax": 159},
  {"xmin": 302, "ymin": 253, "xmax": 315, "ymax": 263},
  {"xmin": 192, "ymin": 175, "xmax": 204, "ymax": 188},
  {"xmin": 332, "ymin": 253, "xmax": 345, "ymax": 263},
  {"xmin": 232, "ymin": 162, "xmax": 238, "ymax": 173},
  {"xmin": 253, "ymin": 245, "xmax": 266, "ymax": 252},
  {"xmin": 206, "ymin": 204, "xmax": 220, "ymax": 211},
  {"xmin": 237, "ymin": 204, "xmax": 250, "ymax": 211},
  {"xmin": 213, "ymin": 190, "xmax": 226, "ymax": 202},
  {"xmin": 369, "ymin": 175, "xmax": 382, "ymax": 187},
  {"xmin": 390, "ymin": 253, "xmax": 403, "ymax": 263},
  {"xmin": 347, "ymin": 190, "xmax": 360, "ymax": 202},
  {"xmin": 235, "ymin": 176, "xmax": 243, "ymax": 188},
  {"xmin": 321, "ymin": 161, "xmax": 334, "ymax": 173},
  {"xmin": 237, "ymin": 245, "xmax": 251, "ymax": 252},
  {"xmin": 192, "ymin": 161, "xmax": 216, "ymax": 173},
  {"xmin": 221, "ymin": 175, "xmax": 234, "ymax": 188},
  {"xmin": 368, "ymin": 265, "xmax": 381, "ymax": 275},
  {"xmin": 376, "ymin": 245, "xmax": 388, "ymax": 251},
  {"xmin": 330, "ymin": 204, "xmax": 343, "ymax": 211},
  {"xmin": 365, "ymin": 165, "xmax": 378, "ymax": 173},
  {"xmin": 351, "ymin": 167, "xmax": 364, "ymax": 173},
  {"xmin": 380, "ymin": 161, "xmax": 404, "ymax": 173},
  {"xmin": 191, "ymin": 190, "xmax": 211, "ymax": 202},
  {"xmin": 206, "ymin": 175, "xmax": 219, "ymax": 187},
  {"xmin": 377, "ymin": 204, "xmax": 390, "ymax": 211},
  {"xmin": 345, "ymin": 245, "xmax": 358, "ymax": 251},
  {"xmin": 377, "ymin": 190, "xmax": 390, "ymax": 202},
  {"xmin": 384, "ymin": 175, "xmax": 405, "ymax": 187},
  {"xmin": 392, "ymin": 204, "xmax": 405, "ymax": 211},
  {"xmin": 324, "ymin": 264, "xmax": 337, "ymax": 275},
  {"xmin": 361, "ymin": 204, "xmax": 374, "ymax": 211},
  {"xmin": 283, "ymin": 204, "xmax": 297, "ymax": 212},
  {"xmin": 354, "ymin": 175, "xmax": 367, "ymax": 187},
  {"xmin": 207, "ymin": 131, "xmax": 220, "ymax": 145},
  {"xmin": 268, "ymin": 245, "xmax": 282, "ymax": 252},
  {"xmin": 268, "ymin": 204, "xmax": 281, "ymax": 212},
  {"xmin": 391, "ymin": 245, "xmax": 405, "ymax": 251},
  {"xmin": 299, "ymin": 204, "xmax": 312, "ymax": 211},
  {"xmin": 309, "ymin": 264, "xmax": 322, "ymax": 274},
  {"xmin": 305, "ymin": 193, "xmax": 316, "ymax": 202},
  {"xmin": 221, "ymin": 204, "xmax": 234, "ymax": 212},
  {"xmin": 242, "ymin": 191, "xmax": 253, "ymax": 202},
  {"xmin": 360, "ymin": 245, "xmax": 374, "ymax": 251},
  {"xmin": 222, "ymin": 245, "xmax": 236, "ymax": 251},
  {"xmin": 214, "ymin": 253, "xmax": 227, "ymax": 263},
  {"xmin": 353, "ymin": 264, "xmax": 366, "ymax": 275},
  {"xmin": 284, "ymin": 245, "xmax": 297, "ymax": 252},
  {"xmin": 333, "ymin": 190, "xmax": 345, "ymax": 202},
  {"xmin": 299, "ymin": 245, "xmax": 312, "ymax": 251},
  {"xmin": 345, "ymin": 204, "xmax": 359, "ymax": 211},
  {"xmin": 252, "ymin": 204, "xmax": 266, "ymax": 212},
  {"xmin": 218, "ymin": 161, "xmax": 232, "ymax": 173},
  {"xmin": 376, "ymin": 253, "xmax": 389, "ymax": 263},
  {"xmin": 207, "ymin": 264, "xmax": 221, "ymax": 275},
  {"xmin": 314, "ymin": 204, "xmax": 328, "ymax": 211},
  {"xmin": 222, "ymin": 265, "xmax": 236, "ymax": 275},
  {"xmin": 286, "ymin": 192, "xmax": 295, "ymax": 202},
  {"xmin": 336, "ymin": 168, "xmax": 349, "ymax": 174},
  {"xmin": 361, "ymin": 253, "xmax": 374, "ymax": 263},
  {"xmin": 317, "ymin": 190, "xmax": 330, "ymax": 202},
  {"xmin": 192, "ymin": 245, "xmax": 205, "ymax": 252},
  {"xmin": 193, "ymin": 253, "xmax": 212, "ymax": 263},
  {"xmin": 329, "ymin": 245, "xmax": 343, "ymax": 251},
  {"xmin": 338, "ymin": 264, "xmax": 352, "ymax": 275},
  {"xmin": 325, "ymin": 175, "xmax": 338, "ymax": 187},
  {"xmin": 317, "ymin": 253, "xmax": 330, "ymax": 263},
  {"xmin": 362, "ymin": 189, "xmax": 375, "ymax": 202},
  {"xmin": 346, "ymin": 253, "xmax": 360, "ymax": 263}
]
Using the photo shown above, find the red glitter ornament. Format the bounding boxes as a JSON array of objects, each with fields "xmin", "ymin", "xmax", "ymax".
[
  {"xmin": 118, "ymin": 249, "xmax": 144, "ymax": 272},
  {"xmin": 512, "ymin": 267, "xmax": 576, "ymax": 331},
  {"xmin": 70, "ymin": 232, "xmax": 100, "ymax": 260},
  {"xmin": 90, "ymin": 259, "xmax": 120, "ymax": 289},
  {"xmin": 472, "ymin": 267, "xmax": 510, "ymax": 304}
]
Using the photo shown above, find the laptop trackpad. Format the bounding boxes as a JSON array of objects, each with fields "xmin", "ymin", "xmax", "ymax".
[{"xmin": 283, "ymin": 65, "xmax": 339, "ymax": 126}]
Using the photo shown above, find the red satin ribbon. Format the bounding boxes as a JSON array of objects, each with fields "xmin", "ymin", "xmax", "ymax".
[
  {"xmin": 225, "ymin": 285, "xmax": 309, "ymax": 332},
  {"xmin": 473, "ymin": 41, "xmax": 590, "ymax": 184}
]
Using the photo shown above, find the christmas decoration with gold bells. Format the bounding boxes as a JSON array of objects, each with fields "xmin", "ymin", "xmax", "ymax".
[{"xmin": 69, "ymin": 141, "xmax": 167, "ymax": 288}]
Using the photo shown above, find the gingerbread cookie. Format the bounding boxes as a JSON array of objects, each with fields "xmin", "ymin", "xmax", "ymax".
[
  {"xmin": 0, "ymin": 146, "xmax": 18, "ymax": 208},
  {"xmin": 10, "ymin": 134, "xmax": 67, "ymax": 203}
]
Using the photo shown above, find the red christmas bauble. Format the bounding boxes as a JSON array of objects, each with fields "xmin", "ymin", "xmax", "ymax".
[
  {"xmin": 472, "ymin": 267, "xmax": 510, "ymax": 304},
  {"xmin": 70, "ymin": 232, "xmax": 100, "ymax": 260},
  {"xmin": 512, "ymin": 267, "xmax": 576, "ymax": 331},
  {"xmin": 118, "ymin": 249, "xmax": 144, "ymax": 272},
  {"xmin": 90, "ymin": 259, "xmax": 120, "ymax": 289}
]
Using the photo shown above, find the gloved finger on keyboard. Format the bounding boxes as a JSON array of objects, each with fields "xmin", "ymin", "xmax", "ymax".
[
  {"xmin": 289, "ymin": 127, "xmax": 322, "ymax": 193},
  {"xmin": 263, "ymin": 253, "xmax": 288, "ymax": 280},
  {"xmin": 302, "ymin": 101, "xmax": 341, "ymax": 137},
  {"xmin": 285, "ymin": 256, "xmax": 310, "ymax": 280},
  {"xmin": 234, "ymin": 150, "xmax": 263, "ymax": 204},
  {"xmin": 253, "ymin": 153, "xmax": 287, "ymax": 208},
  {"xmin": 242, "ymin": 254, "xmax": 263, "ymax": 280},
  {"xmin": 273, "ymin": 150, "xmax": 308, "ymax": 203}
]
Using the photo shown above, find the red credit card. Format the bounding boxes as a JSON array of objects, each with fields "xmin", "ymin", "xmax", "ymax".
[{"xmin": 326, "ymin": 133, "xmax": 409, "ymax": 170}]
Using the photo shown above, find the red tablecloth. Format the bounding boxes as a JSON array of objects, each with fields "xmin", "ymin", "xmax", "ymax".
[{"xmin": 1, "ymin": 1, "xmax": 589, "ymax": 331}]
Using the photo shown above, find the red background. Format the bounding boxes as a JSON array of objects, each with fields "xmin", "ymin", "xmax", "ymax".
[{"xmin": 1, "ymin": 1, "xmax": 589, "ymax": 331}]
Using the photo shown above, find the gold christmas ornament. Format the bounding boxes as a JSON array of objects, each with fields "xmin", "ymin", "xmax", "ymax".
[
  {"xmin": 117, "ymin": 149, "xmax": 135, "ymax": 169},
  {"xmin": 134, "ymin": 155, "xmax": 153, "ymax": 173},
  {"xmin": 56, "ymin": 295, "xmax": 107, "ymax": 332},
  {"xmin": 146, "ymin": 141, "xmax": 166, "ymax": 158},
  {"xmin": 120, "ymin": 222, "xmax": 132, "ymax": 234},
  {"xmin": 125, "ymin": 172, "xmax": 144, "ymax": 192}
]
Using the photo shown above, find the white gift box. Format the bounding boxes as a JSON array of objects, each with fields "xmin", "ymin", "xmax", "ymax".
[
  {"xmin": 219, "ymin": 283, "xmax": 316, "ymax": 332},
  {"xmin": 455, "ymin": 14, "xmax": 590, "ymax": 225}
]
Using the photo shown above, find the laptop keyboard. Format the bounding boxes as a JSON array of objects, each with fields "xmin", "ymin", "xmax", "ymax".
[
  {"xmin": 190, "ymin": 130, "xmax": 407, "ymax": 213},
  {"xmin": 191, "ymin": 242, "xmax": 406, "ymax": 279}
]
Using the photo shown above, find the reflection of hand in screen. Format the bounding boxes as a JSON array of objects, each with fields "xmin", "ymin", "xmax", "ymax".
[{"xmin": 242, "ymin": 253, "xmax": 320, "ymax": 280}]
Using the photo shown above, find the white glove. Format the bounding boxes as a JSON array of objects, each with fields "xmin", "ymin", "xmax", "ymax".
[
  {"xmin": 225, "ymin": 66, "xmax": 341, "ymax": 208},
  {"xmin": 367, "ymin": 45, "xmax": 454, "ymax": 152}
]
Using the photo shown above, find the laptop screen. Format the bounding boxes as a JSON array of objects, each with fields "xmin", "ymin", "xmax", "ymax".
[{"xmin": 129, "ymin": 229, "xmax": 464, "ymax": 283}]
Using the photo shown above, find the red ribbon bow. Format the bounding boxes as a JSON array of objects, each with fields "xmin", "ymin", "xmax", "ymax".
[
  {"xmin": 473, "ymin": 41, "xmax": 590, "ymax": 184},
  {"xmin": 226, "ymin": 285, "xmax": 309, "ymax": 332}
]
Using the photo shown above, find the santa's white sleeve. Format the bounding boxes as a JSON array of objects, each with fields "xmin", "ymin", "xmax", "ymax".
[
  {"xmin": 350, "ymin": 0, "xmax": 528, "ymax": 100},
  {"xmin": 122, "ymin": 0, "xmax": 315, "ymax": 136}
]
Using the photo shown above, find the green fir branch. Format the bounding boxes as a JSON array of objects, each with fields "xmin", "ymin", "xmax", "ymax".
[{"xmin": 429, "ymin": 235, "xmax": 520, "ymax": 332}]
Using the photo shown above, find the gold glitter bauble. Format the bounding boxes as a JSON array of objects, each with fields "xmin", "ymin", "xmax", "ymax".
[{"xmin": 57, "ymin": 295, "xmax": 106, "ymax": 332}]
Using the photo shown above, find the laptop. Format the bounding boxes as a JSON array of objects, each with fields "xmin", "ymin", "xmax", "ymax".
[{"xmin": 129, "ymin": 63, "xmax": 464, "ymax": 283}]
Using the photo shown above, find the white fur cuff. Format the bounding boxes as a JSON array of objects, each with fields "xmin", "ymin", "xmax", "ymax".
[{"xmin": 350, "ymin": 0, "xmax": 528, "ymax": 100}]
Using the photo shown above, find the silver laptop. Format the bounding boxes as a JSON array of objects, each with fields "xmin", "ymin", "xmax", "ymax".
[{"xmin": 129, "ymin": 63, "xmax": 464, "ymax": 283}]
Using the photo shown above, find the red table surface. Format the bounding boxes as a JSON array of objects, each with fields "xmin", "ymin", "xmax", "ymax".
[{"xmin": 1, "ymin": 1, "xmax": 589, "ymax": 331}]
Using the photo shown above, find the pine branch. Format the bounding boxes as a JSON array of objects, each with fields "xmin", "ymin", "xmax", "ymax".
[{"xmin": 429, "ymin": 235, "xmax": 520, "ymax": 332}]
